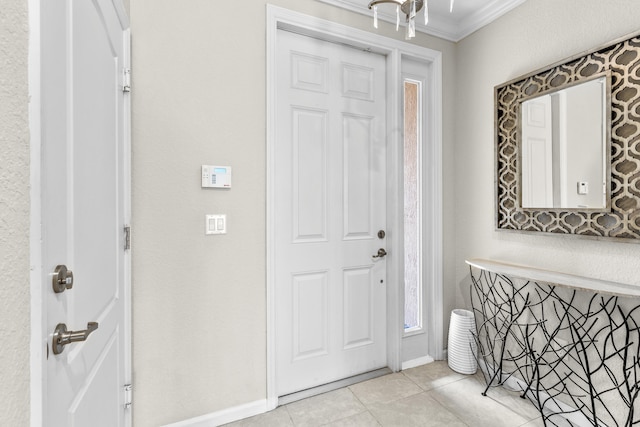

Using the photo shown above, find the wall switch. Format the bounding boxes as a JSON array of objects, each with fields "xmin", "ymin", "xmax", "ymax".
[
  {"xmin": 205, "ymin": 214, "xmax": 227, "ymax": 235},
  {"xmin": 577, "ymin": 181, "xmax": 589, "ymax": 195}
]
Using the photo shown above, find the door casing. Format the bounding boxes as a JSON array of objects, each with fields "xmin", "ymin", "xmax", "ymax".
[
  {"xmin": 28, "ymin": 0, "xmax": 132, "ymax": 423},
  {"xmin": 266, "ymin": 5, "xmax": 443, "ymax": 409}
]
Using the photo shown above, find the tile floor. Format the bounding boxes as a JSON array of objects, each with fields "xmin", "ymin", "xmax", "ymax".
[{"xmin": 224, "ymin": 361, "xmax": 548, "ymax": 427}]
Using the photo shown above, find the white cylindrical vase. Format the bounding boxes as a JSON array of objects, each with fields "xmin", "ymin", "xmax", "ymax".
[{"xmin": 447, "ymin": 309, "xmax": 477, "ymax": 375}]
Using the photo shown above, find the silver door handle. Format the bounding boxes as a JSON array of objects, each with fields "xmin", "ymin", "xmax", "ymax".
[
  {"xmin": 372, "ymin": 248, "xmax": 387, "ymax": 258},
  {"xmin": 52, "ymin": 322, "xmax": 99, "ymax": 355}
]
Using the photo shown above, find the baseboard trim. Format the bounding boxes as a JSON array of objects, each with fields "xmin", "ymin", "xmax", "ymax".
[
  {"xmin": 401, "ymin": 355, "xmax": 435, "ymax": 370},
  {"xmin": 162, "ymin": 399, "xmax": 268, "ymax": 427}
]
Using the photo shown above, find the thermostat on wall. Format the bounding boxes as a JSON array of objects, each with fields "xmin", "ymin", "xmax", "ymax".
[{"xmin": 202, "ymin": 165, "xmax": 232, "ymax": 188}]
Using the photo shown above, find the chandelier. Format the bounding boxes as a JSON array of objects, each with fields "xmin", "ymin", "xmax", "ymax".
[{"xmin": 367, "ymin": 0, "xmax": 454, "ymax": 39}]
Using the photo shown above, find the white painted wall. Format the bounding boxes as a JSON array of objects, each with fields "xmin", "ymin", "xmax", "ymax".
[
  {"xmin": 563, "ymin": 82, "xmax": 606, "ymax": 208},
  {"xmin": 0, "ymin": 0, "xmax": 30, "ymax": 425},
  {"xmin": 454, "ymin": 0, "xmax": 640, "ymax": 312},
  {"xmin": 129, "ymin": 1, "xmax": 456, "ymax": 425}
]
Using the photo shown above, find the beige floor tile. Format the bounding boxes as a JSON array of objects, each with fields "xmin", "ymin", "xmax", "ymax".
[
  {"xmin": 518, "ymin": 418, "xmax": 545, "ymax": 427},
  {"xmin": 224, "ymin": 363, "xmax": 579, "ymax": 427},
  {"xmin": 223, "ymin": 406, "xmax": 293, "ymax": 426},
  {"xmin": 322, "ymin": 411, "xmax": 381, "ymax": 427},
  {"xmin": 542, "ymin": 413, "xmax": 579, "ymax": 427},
  {"xmin": 427, "ymin": 377, "xmax": 529, "ymax": 427},
  {"xmin": 401, "ymin": 361, "xmax": 467, "ymax": 391},
  {"xmin": 349, "ymin": 373, "xmax": 422, "ymax": 406},
  {"xmin": 368, "ymin": 392, "xmax": 468, "ymax": 427},
  {"xmin": 481, "ymin": 382, "xmax": 541, "ymax": 421},
  {"xmin": 286, "ymin": 388, "xmax": 365, "ymax": 427}
]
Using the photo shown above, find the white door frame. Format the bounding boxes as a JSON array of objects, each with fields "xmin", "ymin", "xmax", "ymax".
[
  {"xmin": 28, "ymin": 0, "xmax": 132, "ymax": 424},
  {"xmin": 266, "ymin": 5, "xmax": 443, "ymax": 410}
]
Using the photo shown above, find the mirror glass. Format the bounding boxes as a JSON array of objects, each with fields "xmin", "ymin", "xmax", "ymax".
[{"xmin": 520, "ymin": 76, "xmax": 609, "ymax": 209}]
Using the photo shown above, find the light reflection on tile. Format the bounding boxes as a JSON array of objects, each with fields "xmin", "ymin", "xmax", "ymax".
[
  {"xmin": 428, "ymin": 376, "xmax": 530, "ymax": 427},
  {"xmin": 324, "ymin": 411, "xmax": 381, "ymax": 426},
  {"xmin": 401, "ymin": 361, "xmax": 467, "ymax": 391},
  {"xmin": 285, "ymin": 388, "xmax": 365, "ymax": 427},
  {"xmin": 349, "ymin": 373, "xmax": 422, "ymax": 405},
  {"xmin": 518, "ymin": 418, "xmax": 545, "ymax": 427},
  {"xmin": 480, "ymin": 378, "xmax": 542, "ymax": 421},
  {"xmin": 368, "ymin": 392, "xmax": 467, "ymax": 427}
]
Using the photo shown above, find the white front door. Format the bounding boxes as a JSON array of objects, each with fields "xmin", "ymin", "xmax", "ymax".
[
  {"xmin": 521, "ymin": 94, "xmax": 554, "ymax": 208},
  {"xmin": 38, "ymin": 0, "xmax": 130, "ymax": 425},
  {"xmin": 275, "ymin": 29, "xmax": 388, "ymax": 396}
]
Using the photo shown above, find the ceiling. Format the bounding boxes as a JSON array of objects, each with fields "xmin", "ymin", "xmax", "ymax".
[{"xmin": 316, "ymin": 0, "xmax": 527, "ymax": 42}]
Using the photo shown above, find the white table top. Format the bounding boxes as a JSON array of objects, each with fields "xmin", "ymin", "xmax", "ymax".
[{"xmin": 465, "ymin": 258, "xmax": 640, "ymax": 298}]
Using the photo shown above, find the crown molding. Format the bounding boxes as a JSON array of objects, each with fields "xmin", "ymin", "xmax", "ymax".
[{"xmin": 315, "ymin": 0, "xmax": 527, "ymax": 42}]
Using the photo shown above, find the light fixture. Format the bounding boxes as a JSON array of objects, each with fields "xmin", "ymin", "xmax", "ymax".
[{"xmin": 367, "ymin": 0, "xmax": 454, "ymax": 39}]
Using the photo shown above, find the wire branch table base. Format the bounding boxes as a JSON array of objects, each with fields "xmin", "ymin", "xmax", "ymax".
[{"xmin": 469, "ymin": 261, "xmax": 640, "ymax": 427}]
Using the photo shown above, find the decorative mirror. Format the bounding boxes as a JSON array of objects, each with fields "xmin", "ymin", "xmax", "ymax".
[
  {"xmin": 495, "ymin": 33, "xmax": 640, "ymax": 240},
  {"xmin": 520, "ymin": 74, "xmax": 610, "ymax": 210}
]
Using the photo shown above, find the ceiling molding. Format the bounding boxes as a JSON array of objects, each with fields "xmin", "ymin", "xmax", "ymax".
[
  {"xmin": 315, "ymin": 0, "xmax": 527, "ymax": 42},
  {"xmin": 454, "ymin": 0, "xmax": 527, "ymax": 40}
]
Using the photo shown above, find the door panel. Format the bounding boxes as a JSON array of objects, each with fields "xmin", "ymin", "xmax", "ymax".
[
  {"xmin": 275, "ymin": 29, "xmax": 387, "ymax": 396},
  {"xmin": 344, "ymin": 114, "xmax": 374, "ymax": 238},
  {"xmin": 41, "ymin": 0, "xmax": 129, "ymax": 425},
  {"xmin": 521, "ymin": 95, "xmax": 553, "ymax": 208},
  {"xmin": 292, "ymin": 272, "xmax": 329, "ymax": 360},
  {"xmin": 292, "ymin": 108, "xmax": 328, "ymax": 242},
  {"xmin": 343, "ymin": 267, "xmax": 375, "ymax": 348}
]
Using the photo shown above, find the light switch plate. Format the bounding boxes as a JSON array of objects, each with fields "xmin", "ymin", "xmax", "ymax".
[
  {"xmin": 205, "ymin": 214, "xmax": 226, "ymax": 235},
  {"xmin": 577, "ymin": 181, "xmax": 589, "ymax": 195}
]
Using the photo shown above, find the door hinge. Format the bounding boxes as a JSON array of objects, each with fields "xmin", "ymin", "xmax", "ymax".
[
  {"xmin": 124, "ymin": 384, "xmax": 133, "ymax": 409},
  {"xmin": 124, "ymin": 226, "xmax": 131, "ymax": 250},
  {"xmin": 122, "ymin": 68, "xmax": 131, "ymax": 93}
]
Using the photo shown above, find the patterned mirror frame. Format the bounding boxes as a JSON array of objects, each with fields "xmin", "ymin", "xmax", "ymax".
[{"xmin": 495, "ymin": 32, "xmax": 640, "ymax": 241}]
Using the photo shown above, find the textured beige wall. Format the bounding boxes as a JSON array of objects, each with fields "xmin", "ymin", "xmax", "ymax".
[
  {"xmin": 129, "ymin": 1, "xmax": 455, "ymax": 425},
  {"xmin": 0, "ymin": 0, "xmax": 30, "ymax": 425},
  {"xmin": 454, "ymin": 0, "xmax": 640, "ymax": 309}
]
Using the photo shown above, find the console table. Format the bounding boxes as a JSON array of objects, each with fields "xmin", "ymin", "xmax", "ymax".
[{"xmin": 467, "ymin": 259, "xmax": 640, "ymax": 427}]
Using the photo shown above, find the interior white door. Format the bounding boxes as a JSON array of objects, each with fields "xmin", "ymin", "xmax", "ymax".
[
  {"xmin": 275, "ymin": 30, "xmax": 387, "ymax": 396},
  {"xmin": 40, "ymin": 0, "xmax": 130, "ymax": 425},
  {"xmin": 521, "ymin": 94, "xmax": 553, "ymax": 208}
]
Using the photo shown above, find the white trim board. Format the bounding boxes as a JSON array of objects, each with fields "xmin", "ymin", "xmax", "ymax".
[
  {"xmin": 401, "ymin": 355, "xmax": 435, "ymax": 370},
  {"xmin": 28, "ymin": 0, "xmax": 44, "ymax": 422},
  {"xmin": 266, "ymin": 4, "xmax": 443, "ymax": 411},
  {"xmin": 161, "ymin": 400, "xmax": 269, "ymax": 427}
]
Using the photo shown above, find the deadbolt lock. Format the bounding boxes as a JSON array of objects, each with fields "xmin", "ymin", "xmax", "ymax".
[
  {"xmin": 52, "ymin": 265, "xmax": 74, "ymax": 293},
  {"xmin": 377, "ymin": 230, "xmax": 386, "ymax": 239}
]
